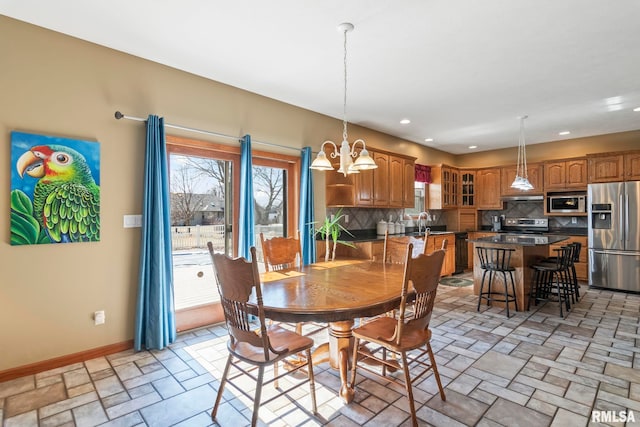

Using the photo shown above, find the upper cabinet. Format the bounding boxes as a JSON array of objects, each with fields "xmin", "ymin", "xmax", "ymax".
[
  {"xmin": 588, "ymin": 154, "xmax": 624, "ymax": 183},
  {"xmin": 324, "ymin": 147, "xmax": 415, "ymax": 208},
  {"xmin": 373, "ymin": 152, "xmax": 390, "ymax": 207},
  {"xmin": 460, "ymin": 170, "xmax": 476, "ymax": 207},
  {"xmin": 544, "ymin": 158, "xmax": 587, "ymax": 190},
  {"xmin": 476, "ymin": 168, "xmax": 503, "ymax": 210},
  {"xmin": 402, "ymin": 159, "xmax": 415, "ymax": 207},
  {"xmin": 500, "ymin": 163, "xmax": 544, "ymax": 195},
  {"xmin": 587, "ymin": 150, "xmax": 640, "ymax": 182},
  {"xmin": 428, "ymin": 165, "xmax": 459, "ymax": 209},
  {"xmin": 624, "ymin": 151, "xmax": 640, "ymax": 181}
]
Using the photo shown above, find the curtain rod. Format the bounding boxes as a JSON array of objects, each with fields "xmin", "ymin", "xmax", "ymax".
[{"xmin": 114, "ymin": 111, "xmax": 302, "ymax": 153}]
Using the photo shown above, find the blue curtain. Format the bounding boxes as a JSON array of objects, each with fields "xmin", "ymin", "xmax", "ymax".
[
  {"xmin": 134, "ymin": 115, "xmax": 176, "ymax": 351},
  {"xmin": 238, "ymin": 135, "xmax": 255, "ymax": 259},
  {"xmin": 299, "ymin": 147, "xmax": 316, "ymax": 265}
]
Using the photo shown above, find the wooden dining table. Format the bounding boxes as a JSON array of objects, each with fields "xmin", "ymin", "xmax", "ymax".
[{"xmin": 257, "ymin": 259, "xmax": 408, "ymax": 403}]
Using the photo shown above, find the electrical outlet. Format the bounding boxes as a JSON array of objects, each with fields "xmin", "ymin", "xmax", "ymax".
[
  {"xmin": 345, "ymin": 214, "xmax": 349, "ymax": 223},
  {"xmin": 94, "ymin": 310, "xmax": 105, "ymax": 325},
  {"xmin": 331, "ymin": 214, "xmax": 335, "ymax": 221},
  {"xmin": 571, "ymin": 217, "xmax": 577, "ymax": 224}
]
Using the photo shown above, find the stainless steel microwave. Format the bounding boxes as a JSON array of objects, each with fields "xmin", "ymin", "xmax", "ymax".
[{"xmin": 548, "ymin": 194, "xmax": 586, "ymax": 213}]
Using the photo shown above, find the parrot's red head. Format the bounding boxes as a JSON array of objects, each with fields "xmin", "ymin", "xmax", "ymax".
[{"xmin": 16, "ymin": 144, "xmax": 84, "ymax": 183}]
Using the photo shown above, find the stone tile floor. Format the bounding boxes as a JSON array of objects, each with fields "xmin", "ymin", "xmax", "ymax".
[{"xmin": 1, "ymin": 281, "xmax": 639, "ymax": 426}]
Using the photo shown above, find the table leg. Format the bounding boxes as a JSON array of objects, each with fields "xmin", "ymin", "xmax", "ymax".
[{"xmin": 328, "ymin": 320, "xmax": 355, "ymax": 403}]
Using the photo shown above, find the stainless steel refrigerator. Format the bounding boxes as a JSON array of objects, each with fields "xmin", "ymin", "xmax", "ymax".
[{"xmin": 588, "ymin": 182, "xmax": 640, "ymax": 292}]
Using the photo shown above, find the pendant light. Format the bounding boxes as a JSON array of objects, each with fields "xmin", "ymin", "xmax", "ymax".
[
  {"xmin": 511, "ymin": 115, "xmax": 533, "ymax": 191},
  {"xmin": 310, "ymin": 23, "xmax": 377, "ymax": 177}
]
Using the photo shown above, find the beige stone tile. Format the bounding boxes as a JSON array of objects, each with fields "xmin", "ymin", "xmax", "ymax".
[
  {"xmin": 472, "ymin": 350, "xmax": 527, "ymax": 380},
  {"xmin": 4, "ymin": 410, "xmax": 38, "ymax": 427},
  {"xmin": 63, "ymin": 367, "xmax": 90, "ymax": 389},
  {"xmin": 565, "ymin": 382, "xmax": 597, "ymax": 407},
  {"xmin": 604, "ymin": 363, "xmax": 640, "ymax": 383},
  {"xmin": 67, "ymin": 382, "xmax": 95, "ymax": 398},
  {"xmin": 39, "ymin": 391, "xmax": 98, "ymax": 419},
  {"xmin": 84, "ymin": 356, "xmax": 111, "ymax": 373},
  {"xmin": 94, "ymin": 375, "xmax": 125, "ymax": 398},
  {"xmin": 72, "ymin": 400, "xmax": 108, "ymax": 427},
  {"xmin": 0, "ymin": 376, "xmax": 34, "ymax": 399},
  {"xmin": 4, "ymin": 382, "xmax": 66, "ymax": 418},
  {"xmin": 426, "ymin": 389, "xmax": 489, "ymax": 426},
  {"xmin": 39, "ymin": 410, "xmax": 73, "ymax": 427},
  {"xmin": 484, "ymin": 398, "xmax": 552, "ymax": 427},
  {"xmin": 36, "ymin": 374, "xmax": 63, "ymax": 389},
  {"xmin": 35, "ymin": 363, "xmax": 84, "ymax": 380}
]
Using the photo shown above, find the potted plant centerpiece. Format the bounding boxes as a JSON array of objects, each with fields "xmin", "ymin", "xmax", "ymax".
[{"xmin": 314, "ymin": 208, "xmax": 356, "ymax": 262}]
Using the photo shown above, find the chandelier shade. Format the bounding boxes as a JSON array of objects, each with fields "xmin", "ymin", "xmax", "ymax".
[
  {"xmin": 309, "ymin": 23, "xmax": 377, "ymax": 177},
  {"xmin": 510, "ymin": 115, "xmax": 533, "ymax": 191}
]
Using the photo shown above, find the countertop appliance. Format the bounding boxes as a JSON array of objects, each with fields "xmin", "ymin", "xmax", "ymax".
[
  {"xmin": 588, "ymin": 182, "xmax": 640, "ymax": 292},
  {"xmin": 548, "ymin": 193, "xmax": 587, "ymax": 214},
  {"xmin": 500, "ymin": 217, "xmax": 549, "ymax": 234}
]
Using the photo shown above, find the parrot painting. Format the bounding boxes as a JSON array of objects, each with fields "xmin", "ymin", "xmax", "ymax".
[{"xmin": 16, "ymin": 144, "xmax": 100, "ymax": 243}]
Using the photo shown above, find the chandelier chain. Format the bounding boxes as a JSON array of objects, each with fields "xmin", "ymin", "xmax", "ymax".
[{"xmin": 342, "ymin": 27, "xmax": 348, "ymax": 142}]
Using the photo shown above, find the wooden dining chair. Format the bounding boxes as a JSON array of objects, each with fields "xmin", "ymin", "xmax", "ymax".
[
  {"xmin": 259, "ymin": 230, "xmax": 302, "ymax": 272},
  {"xmin": 207, "ymin": 244, "xmax": 317, "ymax": 427},
  {"xmin": 350, "ymin": 243, "xmax": 447, "ymax": 427},
  {"xmin": 259, "ymin": 230, "xmax": 326, "ymax": 337},
  {"xmin": 382, "ymin": 230, "xmax": 429, "ymax": 263}
]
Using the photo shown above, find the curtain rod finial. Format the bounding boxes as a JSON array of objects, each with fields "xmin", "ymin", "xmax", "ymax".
[{"xmin": 114, "ymin": 111, "xmax": 124, "ymax": 120}]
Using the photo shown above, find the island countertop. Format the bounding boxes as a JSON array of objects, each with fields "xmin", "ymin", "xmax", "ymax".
[{"xmin": 468, "ymin": 234, "xmax": 569, "ymax": 246}]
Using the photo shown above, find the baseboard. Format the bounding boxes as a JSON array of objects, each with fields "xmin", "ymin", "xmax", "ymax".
[{"xmin": 0, "ymin": 340, "xmax": 133, "ymax": 383}]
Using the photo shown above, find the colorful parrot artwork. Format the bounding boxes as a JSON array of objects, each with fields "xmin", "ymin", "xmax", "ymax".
[{"xmin": 11, "ymin": 133, "xmax": 100, "ymax": 245}]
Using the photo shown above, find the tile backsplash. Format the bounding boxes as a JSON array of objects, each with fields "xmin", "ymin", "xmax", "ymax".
[
  {"xmin": 480, "ymin": 201, "xmax": 588, "ymax": 229},
  {"xmin": 325, "ymin": 207, "xmax": 446, "ymax": 231}
]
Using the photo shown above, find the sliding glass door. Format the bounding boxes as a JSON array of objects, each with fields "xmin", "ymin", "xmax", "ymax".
[{"xmin": 166, "ymin": 136, "xmax": 300, "ymax": 331}]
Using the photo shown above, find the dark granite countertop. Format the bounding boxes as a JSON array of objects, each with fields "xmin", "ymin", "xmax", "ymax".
[{"xmin": 468, "ymin": 234, "xmax": 570, "ymax": 246}]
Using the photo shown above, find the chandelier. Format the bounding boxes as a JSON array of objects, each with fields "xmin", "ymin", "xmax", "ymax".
[
  {"xmin": 511, "ymin": 115, "xmax": 533, "ymax": 191},
  {"xmin": 310, "ymin": 22, "xmax": 377, "ymax": 176}
]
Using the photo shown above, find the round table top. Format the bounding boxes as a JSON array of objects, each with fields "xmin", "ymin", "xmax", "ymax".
[{"xmin": 257, "ymin": 260, "xmax": 408, "ymax": 323}]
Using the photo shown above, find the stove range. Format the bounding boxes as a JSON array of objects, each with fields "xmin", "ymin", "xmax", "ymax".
[{"xmin": 499, "ymin": 217, "xmax": 549, "ymax": 234}]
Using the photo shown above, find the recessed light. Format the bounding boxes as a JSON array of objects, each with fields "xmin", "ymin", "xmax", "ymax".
[
  {"xmin": 559, "ymin": 131, "xmax": 571, "ymax": 136},
  {"xmin": 424, "ymin": 138, "xmax": 434, "ymax": 142},
  {"xmin": 634, "ymin": 107, "xmax": 640, "ymax": 112},
  {"xmin": 468, "ymin": 145, "xmax": 477, "ymax": 149},
  {"xmin": 400, "ymin": 119, "xmax": 411, "ymax": 124}
]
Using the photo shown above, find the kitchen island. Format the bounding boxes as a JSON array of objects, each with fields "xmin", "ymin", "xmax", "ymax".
[{"xmin": 468, "ymin": 234, "xmax": 569, "ymax": 311}]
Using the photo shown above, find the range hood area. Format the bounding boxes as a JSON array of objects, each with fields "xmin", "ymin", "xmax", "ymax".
[{"xmin": 500, "ymin": 194, "xmax": 544, "ymax": 201}]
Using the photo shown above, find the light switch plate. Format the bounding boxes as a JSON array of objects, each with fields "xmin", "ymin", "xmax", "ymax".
[{"xmin": 123, "ymin": 214, "xmax": 142, "ymax": 228}]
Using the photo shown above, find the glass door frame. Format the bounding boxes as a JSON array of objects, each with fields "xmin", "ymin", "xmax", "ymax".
[{"xmin": 166, "ymin": 135, "xmax": 300, "ymax": 331}]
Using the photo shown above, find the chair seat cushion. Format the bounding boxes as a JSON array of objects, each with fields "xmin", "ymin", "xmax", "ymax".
[
  {"xmin": 231, "ymin": 325, "xmax": 314, "ymax": 364},
  {"xmin": 353, "ymin": 316, "xmax": 432, "ymax": 352}
]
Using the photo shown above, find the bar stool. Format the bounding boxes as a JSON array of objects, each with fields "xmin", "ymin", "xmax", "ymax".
[
  {"xmin": 529, "ymin": 246, "xmax": 573, "ymax": 317},
  {"xmin": 476, "ymin": 247, "xmax": 517, "ymax": 318},
  {"xmin": 541, "ymin": 242, "xmax": 581, "ymax": 304}
]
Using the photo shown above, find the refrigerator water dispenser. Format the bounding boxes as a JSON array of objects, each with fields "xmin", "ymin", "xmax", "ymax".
[{"xmin": 590, "ymin": 204, "xmax": 611, "ymax": 229}]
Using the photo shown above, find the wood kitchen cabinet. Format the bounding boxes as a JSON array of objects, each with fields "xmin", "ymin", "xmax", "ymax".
[
  {"xmin": 324, "ymin": 147, "xmax": 415, "ymax": 207},
  {"xmin": 428, "ymin": 164, "xmax": 459, "ymax": 209},
  {"xmin": 373, "ymin": 152, "xmax": 390, "ymax": 207},
  {"xmin": 402, "ymin": 159, "xmax": 415, "ymax": 207},
  {"xmin": 476, "ymin": 168, "xmax": 503, "ymax": 210},
  {"xmin": 544, "ymin": 158, "xmax": 587, "ymax": 190},
  {"xmin": 588, "ymin": 153, "xmax": 624, "ymax": 183},
  {"xmin": 624, "ymin": 151, "xmax": 640, "ymax": 181},
  {"xmin": 501, "ymin": 163, "xmax": 544, "ymax": 195},
  {"xmin": 460, "ymin": 170, "xmax": 476, "ymax": 207},
  {"xmin": 389, "ymin": 156, "xmax": 404, "ymax": 207},
  {"xmin": 426, "ymin": 233, "xmax": 455, "ymax": 277}
]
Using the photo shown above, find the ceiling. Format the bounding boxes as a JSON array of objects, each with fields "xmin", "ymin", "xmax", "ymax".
[{"xmin": 3, "ymin": 1, "xmax": 640, "ymax": 154}]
